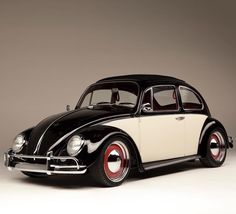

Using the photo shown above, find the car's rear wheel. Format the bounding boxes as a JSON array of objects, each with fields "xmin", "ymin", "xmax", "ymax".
[
  {"xmin": 21, "ymin": 171, "xmax": 48, "ymax": 178},
  {"xmin": 90, "ymin": 136, "xmax": 131, "ymax": 187},
  {"xmin": 200, "ymin": 128, "xmax": 227, "ymax": 167}
]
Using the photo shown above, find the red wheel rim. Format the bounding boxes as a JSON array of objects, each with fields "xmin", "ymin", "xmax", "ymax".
[
  {"xmin": 209, "ymin": 131, "xmax": 226, "ymax": 162},
  {"xmin": 103, "ymin": 142, "xmax": 129, "ymax": 182},
  {"xmin": 210, "ymin": 134, "xmax": 221, "ymax": 159}
]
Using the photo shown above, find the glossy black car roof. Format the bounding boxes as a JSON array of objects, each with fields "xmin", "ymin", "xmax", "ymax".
[
  {"xmin": 96, "ymin": 74, "xmax": 210, "ymax": 116},
  {"xmin": 97, "ymin": 74, "xmax": 185, "ymax": 87}
]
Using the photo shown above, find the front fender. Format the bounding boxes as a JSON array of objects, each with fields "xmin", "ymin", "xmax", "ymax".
[
  {"xmin": 16, "ymin": 127, "xmax": 34, "ymax": 154},
  {"xmin": 73, "ymin": 125, "xmax": 143, "ymax": 170}
]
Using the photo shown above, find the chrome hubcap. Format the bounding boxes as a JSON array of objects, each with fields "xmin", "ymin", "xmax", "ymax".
[
  {"xmin": 104, "ymin": 141, "xmax": 129, "ymax": 182},
  {"xmin": 107, "ymin": 150, "xmax": 122, "ymax": 173},
  {"xmin": 209, "ymin": 131, "xmax": 226, "ymax": 162}
]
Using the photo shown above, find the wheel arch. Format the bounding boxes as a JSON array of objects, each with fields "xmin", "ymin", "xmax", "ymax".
[
  {"xmin": 75, "ymin": 125, "xmax": 144, "ymax": 172},
  {"xmin": 198, "ymin": 117, "xmax": 229, "ymax": 157}
]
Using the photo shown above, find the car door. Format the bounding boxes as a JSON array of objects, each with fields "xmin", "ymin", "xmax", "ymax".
[
  {"xmin": 139, "ymin": 85, "xmax": 185, "ymax": 163},
  {"xmin": 179, "ymin": 86, "xmax": 208, "ymax": 156}
]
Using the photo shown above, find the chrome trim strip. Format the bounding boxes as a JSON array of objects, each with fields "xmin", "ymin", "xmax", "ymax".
[
  {"xmin": 151, "ymin": 87, "xmax": 154, "ymax": 110},
  {"xmin": 50, "ymin": 165, "xmax": 86, "ymax": 169},
  {"xmin": 199, "ymin": 121, "xmax": 216, "ymax": 144},
  {"xmin": 13, "ymin": 163, "xmax": 87, "ymax": 175},
  {"xmin": 10, "ymin": 153, "xmax": 79, "ymax": 162},
  {"xmin": 4, "ymin": 152, "xmax": 87, "ymax": 175},
  {"xmin": 143, "ymin": 155, "xmax": 200, "ymax": 170},
  {"xmin": 33, "ymin": 111, "xmax": 76, "ymax": 155}
]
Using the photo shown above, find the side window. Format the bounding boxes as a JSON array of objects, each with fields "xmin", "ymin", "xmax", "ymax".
[
  {"xmin": 117, "ymin": 90, "xmax": 136, "ymax": 107},
  {"xmin": 180, "ymin": 87, "xmax": 203, "ymax": 110},
  {"xmin": 153, "ymin": 86, "xmax": 178, "ymax": 111},
  {"xmin": 90, "ymin": 89, "xmax": 112, "ymax": 105},
  {"xmin": 80, "ymin": 92, "xmax": 91, "ymax": 108}
]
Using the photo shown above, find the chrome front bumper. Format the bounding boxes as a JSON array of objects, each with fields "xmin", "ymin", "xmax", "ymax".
[{"xmin": 4, "ymin": 151, "xmax": 87, "ymax": 175}]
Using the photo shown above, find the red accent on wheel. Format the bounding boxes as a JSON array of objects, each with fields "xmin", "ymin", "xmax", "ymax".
[
  {"xmin": 210, "ymin": 133, "xmax": 221, "ymax": 159},
  {"xmin": 104, "ymin": 144, "xmax": 125, "ymax": 180}
]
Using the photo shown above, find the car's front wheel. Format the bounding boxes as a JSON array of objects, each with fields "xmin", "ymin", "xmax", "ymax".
[
  {"xmin": 90, "ymin": 136, "xmax": 131, "ymax": 187},
  {"xmin": 200, "ymin": 128, "xmax": 227, "ymax": 167}
]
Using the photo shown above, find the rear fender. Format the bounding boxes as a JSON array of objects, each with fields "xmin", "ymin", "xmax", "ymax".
[{"xmin": 198, "ymin": 117, "xmax": 231, "ymax": 157}]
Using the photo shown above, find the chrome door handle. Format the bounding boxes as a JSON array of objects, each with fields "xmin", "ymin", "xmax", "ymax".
[{"xmin": 175, "ymin": 116, "xmax": 185, "ymax": 121}]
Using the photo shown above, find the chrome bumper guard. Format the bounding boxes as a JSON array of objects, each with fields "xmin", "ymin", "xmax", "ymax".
[
  {"xmin": 3, "ymin": 151, "xmax": 87, "ymax": 175},
  {"xmin": 228, "ymin": 136, "xmax": 233, "ymax": 148}
]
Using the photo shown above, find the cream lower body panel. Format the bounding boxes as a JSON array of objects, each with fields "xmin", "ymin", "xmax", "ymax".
[
  {"xmin": 104, "ymin": 115, "xmax": 185, "ymax": 163},
  {"xmin": 104, "ymin": 117, "xmax": 140, "ymax": 150},
  {"xmin": 104, "ymin": 114, "xmax": 207, "ymax": 163},
  {"xmin": 139, "ymin": 114, "xmax": 186, "ymax": 162},
  {"xmin": 184, "ymin": 114, "xmax": 207, "ymax": 156}
]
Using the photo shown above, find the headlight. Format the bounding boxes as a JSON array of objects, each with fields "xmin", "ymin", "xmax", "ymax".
[
  {"xmin": 67, "ymin": 135, "xmax": 84, "ymax": 156},
  {"xmin": 12, "ymin": 134, "xmax": 26, "ymax": 153}
]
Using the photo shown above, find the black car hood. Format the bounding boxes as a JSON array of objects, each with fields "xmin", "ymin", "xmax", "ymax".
[{"xmin": 27, "ymin": 108, "xmax": 131, "ymax": 155}]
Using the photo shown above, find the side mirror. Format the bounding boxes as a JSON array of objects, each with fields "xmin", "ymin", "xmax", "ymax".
[
  {"xmin": 141, "ymin": 103, "xmax": 152, "ymax": 113},
  {"xmin": 66, "ymin": 104, "xmax": 71, "ymax": 112}
]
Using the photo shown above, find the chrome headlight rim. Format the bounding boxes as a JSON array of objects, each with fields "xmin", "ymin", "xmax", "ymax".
[
  {"xmin": 12, "ymin": 134, "xmax": 26, "ymax": 153},
  {"xmin": 67, "ymin": 135, "xmax": 84, "ymax": 157}
]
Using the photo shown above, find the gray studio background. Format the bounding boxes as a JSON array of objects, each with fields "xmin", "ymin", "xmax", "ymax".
[{"xmin": 0, "ymin": 0, "xmax": 235, "ymax": 154}]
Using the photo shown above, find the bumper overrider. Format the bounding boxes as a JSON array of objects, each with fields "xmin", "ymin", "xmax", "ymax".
[
  {"xmin": 4, "ymin": 150, "xmax": 87, "ymax": 175},
  {"xmin": 228, "ymin": 136, "xmax": 234, "ymax": 148}
]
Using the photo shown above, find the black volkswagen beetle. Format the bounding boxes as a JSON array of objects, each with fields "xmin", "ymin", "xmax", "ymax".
[{"xmin": 4, "ymin": 75, "xmax": 233, "ymax": 187}]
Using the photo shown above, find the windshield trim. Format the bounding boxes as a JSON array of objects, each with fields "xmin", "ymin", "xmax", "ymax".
[{"xmin": 75, "ymin": 80, "xmax": 140, "ymax": 112}]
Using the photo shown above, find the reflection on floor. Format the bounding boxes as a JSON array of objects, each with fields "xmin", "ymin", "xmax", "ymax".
[{"xmin": 0, "ymin": 151, "xmax": 235, "ymax": 214}]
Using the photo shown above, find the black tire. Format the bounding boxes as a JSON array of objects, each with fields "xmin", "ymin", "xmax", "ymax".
[
  {"xmin": 90, "ymin": 136, "xmax": 131, "ymax": 187},
  {"xmin": 22, "ymin": 171, "xmax": 48, "ymax": 178},
  {"xmin": 200, "ymin": 128, "xmax": 227, "ymax": 167}
]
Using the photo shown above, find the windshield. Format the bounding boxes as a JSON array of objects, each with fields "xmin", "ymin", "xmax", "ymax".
[{"xmin": 77, "ymin": 82, "xmax": 139, "ymax": 110}]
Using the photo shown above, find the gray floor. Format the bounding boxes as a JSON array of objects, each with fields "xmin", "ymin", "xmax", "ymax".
[{"xmin": 0, "ymin": 151, "xmax": 235, "ymax": 214}]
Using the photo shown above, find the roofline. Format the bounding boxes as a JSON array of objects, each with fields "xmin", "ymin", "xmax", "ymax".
[{"xmin": 97, "ymin": 74, "xmax": 185, "ymax": 85}]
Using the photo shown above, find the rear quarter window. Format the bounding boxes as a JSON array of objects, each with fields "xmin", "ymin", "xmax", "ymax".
[{"xmin": 179, "ymin": 87, "xmax": 203, "ymax": 110}]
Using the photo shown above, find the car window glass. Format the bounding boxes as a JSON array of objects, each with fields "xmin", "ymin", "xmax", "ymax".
[
  {"xmin": 91, "ymin": 89, "xmax": 112, "ymax": 105},
  {"xmin": 180, "ymin": 87, "xmax": 203, "ymax": 110},
  {"xmin": 153, "ymin": 86, "xmax": 178, "ymax": 111},
  {"xmin": 78, "ymin": 82, "xmax": 139, "ymax": 109},
  {"xmin": 80, "ymin": 92, "xmax": 91, "ymax": 108},
  {"xmin": 116, "ymin": 90, "xmax": 136, "ymax": 107}
]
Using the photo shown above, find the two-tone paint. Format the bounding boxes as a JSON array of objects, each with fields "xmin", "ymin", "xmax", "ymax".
[{"xmin": 4, "ymin": 75, "xmax": 233, "ymax": 175}]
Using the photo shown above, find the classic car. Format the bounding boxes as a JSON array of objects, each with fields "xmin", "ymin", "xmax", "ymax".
[{"xmin": 4, "ymin": 74, "xmax": 233, "ymax": 187}]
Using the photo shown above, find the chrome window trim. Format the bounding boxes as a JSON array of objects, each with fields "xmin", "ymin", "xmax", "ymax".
[
  {"xmin": 179, "ymin": 86, "xmax": 205, "ymax": 111},
  {"xmin": 151, "ymin": 87, "xmax": 154, "ymax": 110},
  {"xmin": 140, "ymin": 84, "xmax": 181, "ymax": 114},
  {"xmin": 141, "ymin": 88, "xmax": 153, "ymax": 109}
]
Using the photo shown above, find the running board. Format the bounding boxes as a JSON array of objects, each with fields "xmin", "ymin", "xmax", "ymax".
[{"xmin": 143, "ymin": 155, "xmax": 200, "ymax": 171}]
